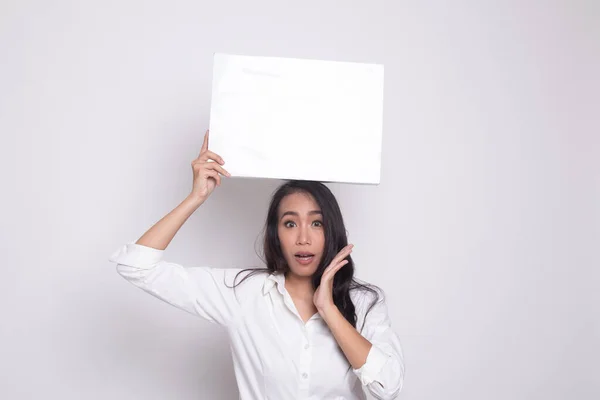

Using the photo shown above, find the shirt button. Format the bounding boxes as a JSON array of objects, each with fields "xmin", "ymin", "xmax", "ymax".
[{"xmin": 302, "ymin": 372, "xmax": 308, "ymax": 379}]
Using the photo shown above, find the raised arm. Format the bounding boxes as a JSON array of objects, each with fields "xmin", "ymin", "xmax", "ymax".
[
  {"xmin": 135, "ymin": 130, "xmax": 230, "ymax": 250},
  {"xmin": 109, "ymin": 130, "xmax": 239, "ymax": 326}
]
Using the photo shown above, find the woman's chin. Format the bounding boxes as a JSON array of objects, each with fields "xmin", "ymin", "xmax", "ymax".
[{"xmin": 287, "ymin": 258, "xmax": 320, "ymax": 277}]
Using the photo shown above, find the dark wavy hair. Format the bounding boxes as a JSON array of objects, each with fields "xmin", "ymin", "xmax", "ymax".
[{"xmin": 229, "ymin": 180, "xmax": 380, "ymax": 332}]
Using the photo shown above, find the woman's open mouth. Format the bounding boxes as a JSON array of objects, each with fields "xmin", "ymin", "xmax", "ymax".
[{"xmin": 294, "ymin": 252, "xmax": 315, "ymax": 265}]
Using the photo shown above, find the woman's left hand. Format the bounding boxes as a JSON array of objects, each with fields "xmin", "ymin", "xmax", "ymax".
[{"xmin": 313, "ymin": 244, "xmax": 354, "ymax": 315}]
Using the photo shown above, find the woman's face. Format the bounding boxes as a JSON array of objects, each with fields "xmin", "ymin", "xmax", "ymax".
[{"xmin": 277, "ymin": 191, "xmax": 325, "ymax": 278}]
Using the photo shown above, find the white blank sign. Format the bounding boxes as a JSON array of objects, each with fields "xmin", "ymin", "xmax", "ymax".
[{"xmin": 208, "ymin": 53, "xmax": 384, "ymax": 184}]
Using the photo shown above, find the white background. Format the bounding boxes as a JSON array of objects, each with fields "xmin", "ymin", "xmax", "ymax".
[{"xmin": 1, "ymin": 1, "xmax": 598, "ymax": 399}]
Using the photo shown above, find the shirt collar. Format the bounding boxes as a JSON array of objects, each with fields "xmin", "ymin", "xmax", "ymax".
[
  {"xmin": 261, "ymin": 272, "xmax": 323, "ymax": 321},
  {"xmin": 262, "ymin": 271, "xmax": 286, "ymax": 296}
]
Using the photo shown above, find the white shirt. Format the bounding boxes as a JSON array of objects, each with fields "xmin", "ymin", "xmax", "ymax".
[{"xmin": 109, "ymin": 243, "xmax": 405, "ymax": 399}]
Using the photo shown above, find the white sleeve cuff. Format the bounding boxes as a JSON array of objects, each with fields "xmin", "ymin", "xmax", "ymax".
[
  {"xmin": 352, "ymin": 344, "xmax": 391, "ymax": 385},
  {"xmin": 108, "ymin": 242, "xmax": 164, "ymax": 268}
]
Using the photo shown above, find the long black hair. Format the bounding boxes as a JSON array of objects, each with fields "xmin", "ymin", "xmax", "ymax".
[{"xmin": 229, "ymin": 180, "xmax": 381, "ymax": 332}]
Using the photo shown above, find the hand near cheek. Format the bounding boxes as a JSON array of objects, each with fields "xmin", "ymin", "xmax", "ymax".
[{"xmin": 313, "ymin": 244, "xmax": 354, "ymax": 315}]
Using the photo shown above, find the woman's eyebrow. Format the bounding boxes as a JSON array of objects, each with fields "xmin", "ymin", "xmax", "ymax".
[{"xmin": 280, "ymin": 210, "xmax": 322, "ymax": 220}]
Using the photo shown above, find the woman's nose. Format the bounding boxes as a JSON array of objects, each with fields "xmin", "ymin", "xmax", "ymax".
[{"xmin": 296, "ymin": 226, "xmax": 311, "ymax": 245}]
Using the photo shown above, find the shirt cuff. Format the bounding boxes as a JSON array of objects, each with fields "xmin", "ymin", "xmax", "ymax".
[
  {"xmin": 352, "ymin": 344, "xmax": 391, "ymax": 386},
  {"xmin": 108, "ymin": 242, "xmax": 164, "ymax": 268}
]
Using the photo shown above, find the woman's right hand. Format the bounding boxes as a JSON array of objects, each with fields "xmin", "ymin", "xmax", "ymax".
[{"xmin": 190, "ymin": 130, "xmax": 231, "ymax": 202}]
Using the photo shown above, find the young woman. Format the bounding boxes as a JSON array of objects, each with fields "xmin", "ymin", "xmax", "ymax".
[{"xmin": 109, "ymin": 131, "xmax": 405, "ymax": 399}]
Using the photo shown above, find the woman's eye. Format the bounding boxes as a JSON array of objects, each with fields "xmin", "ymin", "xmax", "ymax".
[
  {"xmin": 313, "ymin": 221, "xmax": 323, "ymax": 227},
  {"xmin": 284, "ymin": 221, "xmax": 296, "ymax": 228}
]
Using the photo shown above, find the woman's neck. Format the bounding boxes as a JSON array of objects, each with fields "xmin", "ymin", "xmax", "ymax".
[{"xmin": 284, "ymin": 272, "xmax": 314, "ymax": 297}]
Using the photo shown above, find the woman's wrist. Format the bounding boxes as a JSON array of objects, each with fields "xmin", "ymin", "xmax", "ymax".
[{"xmin": 185, "ymin": 193, "xmax": 206, "ymax": 208}]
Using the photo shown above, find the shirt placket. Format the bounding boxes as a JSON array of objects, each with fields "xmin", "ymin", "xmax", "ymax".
[
  {"xmin": 280, "ymin": 290, "xmax": 314, "ymax": 398},
  {"xmin": 298, "ymin": 321, "xmax": 313, "ymax": 397}
]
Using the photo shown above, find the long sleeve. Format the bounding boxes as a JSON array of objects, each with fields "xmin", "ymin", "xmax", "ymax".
[
  {"xmin": 109, "ymin": 242, "xmax": 242, "ymax": 326},
  {"xmin": 352, "ymin": 290, "xmax": 405, "ymax": 399}
]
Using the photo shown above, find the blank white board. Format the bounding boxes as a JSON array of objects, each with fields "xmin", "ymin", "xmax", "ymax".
[{"xmin": 208, "ymin": 53, "xmax": 384, "ymax": 184}]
